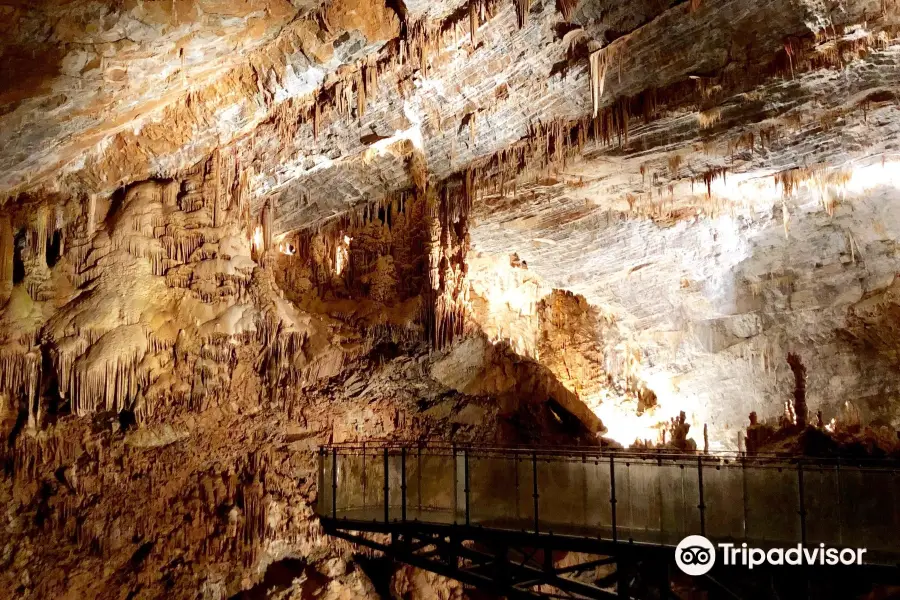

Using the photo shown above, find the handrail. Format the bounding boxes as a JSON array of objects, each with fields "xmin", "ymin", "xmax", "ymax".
[
  {"xmin": 319, "ymin": 440, "xmax": 900, "ymax": 467},
  {"xmin": 317, "ymin": 439, "xmax": 900, "ymax": 568}
]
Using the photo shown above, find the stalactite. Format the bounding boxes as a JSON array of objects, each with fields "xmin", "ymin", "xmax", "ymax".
[
  {"xmin": 211, "ymin": 148, "xmax": 223, "ymax": 227},
  {"xmin": 273, "ymin": 99, "xmax": 304, "ymax": 146},
  {"xmin": 31, "ymin": 205, "xmax": 49, "ymax": 264},
  {"xmin": 409, "ymin": 150, "xmax": 428, "ymax": 194},
  {"xmin": 0, "ymin": 215, "xmax": 12, "ymax": 303},
  {"xmin": 21, "ymin": 205, "xmax": 51, "ymax": 299},
  {"xmin": 161, "ymin": 181, "xmax": 179, "ymax": 208},
  {"xmin": 236, "ymin": 169, "xmax": 252, "ymax": 236},
  {"xmin": 557, "ymin": 0, "xmax": 577, "ymax": 21},
  {"xmin": 53, "ymin": 205, "xmax": 65, "ymax": 258},
  {"xmin": 774, "ymin": 166, "xmax": 851, "ymax": 218},
  {"xmin": 247, "ymin": 0, "xmax": 512, "ymax": 157},
  {"xmin": 261, "ymin": 201, "xmax": 273, "ymax": 253},
  {"xmin": 668, "ymin": 155, "xmax": 683, "ymax": 178},
  {"xmin": 334, "ymin": 81, "xmax": 347, "ymax": 116},
  {"xmin": 693, "ymin": 166, "xmax": 727, "ymax": 198},
  {"xmin": 515, "ymin": 0, "xmax": 531, "ymax": 28},
  {"xmin": 355, "ymin": 70, "xmax": 366, "ymax": 118},
  {"xmin": 439, "ymin": 26, "xmax": 893, "ymax": 207},
  {"xmin": 469, "ymin": 0, "xmax": 479, "ymax": 46},
  {"xmin": 589, "ymin": 46, "xmax": 620, "ymax": 117},
  {"xmin": 69, "ymin": 326, "xmax": 148, "ymax": 416},
  {"xmin": 313, "ymin": 101, "xmax": 321, "ymax": 141},
  {"xmin": 240, "ymin": 481, "xmax": 267, "ymax": 565},
  {"xmin": 463, "ymin": 168, "xmax": 477, "ymax": 218},
  {"xmin": 86, "ymin": 194, "xmax": 97, "ymax": 238},
  {"xmin": 24, "ymin": 350, "xmax": 41, "ymax": 430}
]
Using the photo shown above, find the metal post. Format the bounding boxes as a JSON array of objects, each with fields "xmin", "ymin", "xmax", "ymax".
[
  {"xmin": 331, "ymin": 447, "xmax": 338, "ymax": 519},
  {"xmin": 383, "ymin": 447, "xmax": 390, "ymax": 523},
  {"xmin": 610, "ymin": 454, "xmax": 617, "ymax": 543},
  {"xmin": 362, "ymin": 442, "xmax": 367, "ymax": 509},
  {"xmin": 583, "ymin": 454, "xmax": 590, "ymax": 530},
  {"xmin": 464, "ymin": 449, "xmax": 471, "ymax": 526},
  {"xmin": 798, "ymin": 460, "xmax": 807, "ymax": 546},
  {"xmin": 515, "ymin": 453, "xmax": 521, "ymax": 519},
  {"xmin": 741, "ymin": 459, "xmax": 749, "ymax": 540},
  {"xmin": 401, "ymin": 447, "xmax": 408, "ymax": 522},
  {"xmin": 417, "ymin": 445, "xmax": 423, "ymax": 514},
  {"xmin": 317, "ymin": 448, "xmax": 324, "ymax": 516},
  {"xmin": 697, "ymin": 456, "xmax": 706, "ymax": 537},
  {"xmin": 532, "ymin": 451, "xmax": 540, "ymax": 534},
  {"xmin": 452, "ymin": 444, "xmax": 458, "ymax": 524},
  {"xmin": 836, "ymin": 457, "xmax": 843, "ymax": 546}
]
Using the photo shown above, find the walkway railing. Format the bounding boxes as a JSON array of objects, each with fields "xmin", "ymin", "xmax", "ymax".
[{"xmin": 316, "ymin": 442, "xmax": 900, "ymax": 565}]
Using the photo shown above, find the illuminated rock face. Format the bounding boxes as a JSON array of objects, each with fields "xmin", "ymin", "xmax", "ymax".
[
  {"xmin": 4, "ymin": 0, "xmax": 900, "ymax": 596},
  {"xmin": 471, "ymin": 164, "xmax": 900, "ymax": 449}
]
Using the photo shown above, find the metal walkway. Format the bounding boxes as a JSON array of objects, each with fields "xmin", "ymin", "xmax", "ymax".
[{"xmin": 316, "ymin": 442, "xmax": 900, "ymax": 599}]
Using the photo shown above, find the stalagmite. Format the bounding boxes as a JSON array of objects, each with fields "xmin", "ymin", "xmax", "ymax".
[{"xmin": 787, "ymin": 353, "xmax": 807, "ymax": 428}]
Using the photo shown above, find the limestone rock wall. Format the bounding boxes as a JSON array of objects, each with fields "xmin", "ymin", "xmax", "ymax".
[
  {"xmin": 471, "ymin": 161, "xmax": 900, "ymax": 449},
  {"xmin": 0, "ymin": 143, "xmax": 602, "ymax": 599}
]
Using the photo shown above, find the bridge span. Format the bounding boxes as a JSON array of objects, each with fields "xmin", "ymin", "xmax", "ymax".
[{"xmin": 316, "ymin": 442, "xmax": 900, "ymax": 599}]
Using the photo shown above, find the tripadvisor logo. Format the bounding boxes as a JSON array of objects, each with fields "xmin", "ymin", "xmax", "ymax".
[
  {"xmin": 675, "ymin": 536, "xmax": 867, "ymax": 575},
  {"xmin": 676, "ymin": 535, "xmax": 716, "ymax": 575}
]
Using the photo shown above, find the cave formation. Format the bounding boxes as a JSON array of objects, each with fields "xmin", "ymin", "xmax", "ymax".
[{"xmin": 3, "ymin": 0, "xmax": 900, "ymax": 598}]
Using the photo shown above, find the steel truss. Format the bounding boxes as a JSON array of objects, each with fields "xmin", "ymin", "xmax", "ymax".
[
  {"xmin": 322, "ymin": 518, "xmax": 670, "ymax": 599},
  {"xmin": 322, "ymin": 517, "xmax": 900, "ymax": 600}
]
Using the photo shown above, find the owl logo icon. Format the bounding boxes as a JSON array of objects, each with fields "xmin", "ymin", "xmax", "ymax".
[{"xmin": 676, "ymin": 535, "xmax": 716, "ymax": 576}]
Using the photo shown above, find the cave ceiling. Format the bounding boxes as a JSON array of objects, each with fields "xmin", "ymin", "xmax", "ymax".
[{"xmin": 5, "ymin": 0, "xmax": 900, "ymax": 443}]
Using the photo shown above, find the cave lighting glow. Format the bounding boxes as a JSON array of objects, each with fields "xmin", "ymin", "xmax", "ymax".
[
  {"xmin": 252, "ymin": 225, "xmax": 264, "ymax": 252},
  {"xmin": 580, "ymin": 373, "xmax": 706, "ymax": 449},
  {"xmin": 335, "ymin": 234, "xmax": 352, "ymax": 275},
  {"xmin": 363, "ymin": 124, "xmax": 424, "ymax": 163},
  {"xmin": 691, "ymin": 156, "xmax": 900, "ymax": 212},
  {"xmin": 470, "ymin": 254, "xmax": 705, "ymax": 448}
]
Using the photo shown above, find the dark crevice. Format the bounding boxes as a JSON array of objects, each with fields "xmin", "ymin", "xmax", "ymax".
[
  {"xmin": 46, "ymin": 229, "xmax": 61, "ymax": 268},
  {"xmin": 229, "ymin": 558, "xmax": 322, "ymax": 600},
  {"xmin": 12, "ymin": 228, "xmax": 25, "ymax": 284},
  {"xmin": 354, "ymin": 554, "xmax": 393, "ymax": 599}
]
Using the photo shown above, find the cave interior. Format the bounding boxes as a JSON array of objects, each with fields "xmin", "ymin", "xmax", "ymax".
[{"xmin": 2, "ymin": 0, "xmax": 900, "ymax": 598}]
